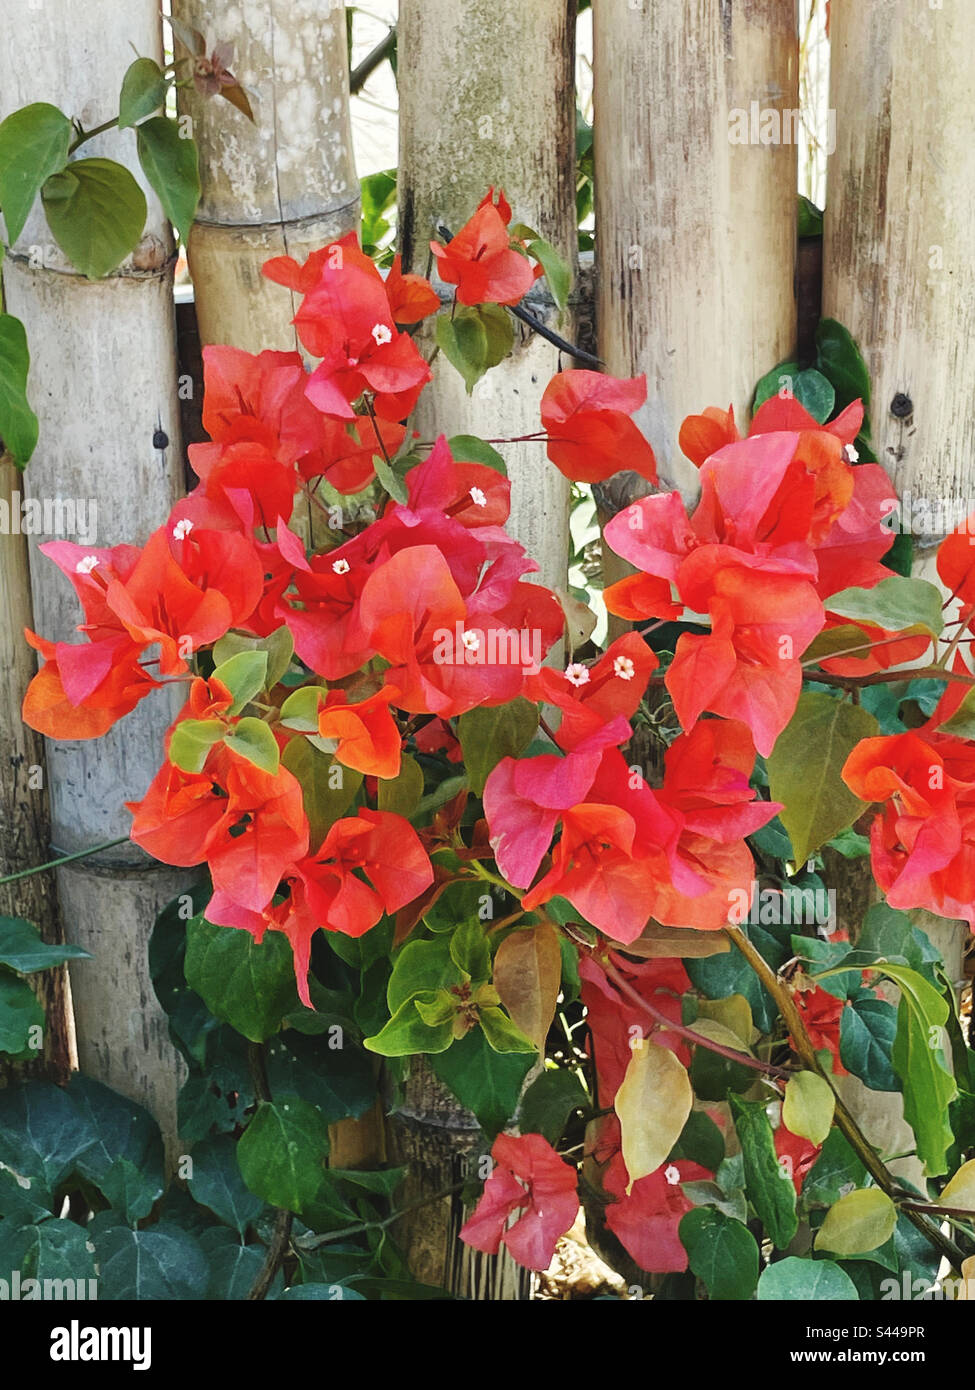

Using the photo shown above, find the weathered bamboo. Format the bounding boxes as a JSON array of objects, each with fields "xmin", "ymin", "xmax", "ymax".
[
  {"xmin": 0, "ymin": 454, "xmax": 74, "ymax": 1082},
  {"xmin": 593, "ymin": 0, "xmax": 798, "ymax": 502},
  {"xmin": 172, "ymin": 0, "xmax": 360, "ymax": 354},
  {"xmin": 0, "ymin": 1, "xmax": 187, "ymax": 1150},
  {"xmin": 824, "ymin": 0, "xmax": 975, "ymax": 528},
  {"xmin": 824, "ymin": 0, "xmax": 974, "ymax": 1176},
  {"xmin": 392, "ymin": 0, "xmax": 578, "ymax": 1300},
  {"xmin": 398, "ymin": 0, "xmax": 577, "ymax": 595}
]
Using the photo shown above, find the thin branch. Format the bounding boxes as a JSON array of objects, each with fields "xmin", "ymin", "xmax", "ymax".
[
  {"xmin": 296, "ymin": 1181, "xmax": 467, "ymax": 1251},
  {"xmin": 350, "ymin": 26, "xmax": 396, "ymax": 95},
  {"xmin": 0, "ymin": 835, "xmax": 131, "ymax": 886},
  {"xmin": 725, "ymin": 926, "xmax": 969, "ymax": 1270},
  {"xmin": 245, "ymin": 1041, "xmax": 294, "ymax": 1300}
]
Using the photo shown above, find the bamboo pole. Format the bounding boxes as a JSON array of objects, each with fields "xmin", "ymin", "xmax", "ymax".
[
  {"xmin": 593, "ymin": 0, "xmax": 798, "ymax": 502},
  {"xmin": 0, "ymin": 1, "xmax": 188, "ymax": 1151},
  {"xmin": 392, "ymin": 0, "xmax": 578, "ymax": 1301},
  {"xmin": 172, "ymin": 0, "xmax": 360, "ymax": 354},
  {"xmin": 398, "ymin": 0, "xmax": 577, "ymax": 596},
  {"xmin": 0, "ymin": 454, "xmax": 74, "ymax": 1082},
  {"xmin": 824, "ymin": 0, "xmax": 973, "ymax": 1176},
  {"xmin": 823, "ymin": 0, "xmax": 975, "ymax": 531}
]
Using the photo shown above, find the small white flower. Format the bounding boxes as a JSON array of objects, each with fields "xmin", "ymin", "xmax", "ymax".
[
  {"xmin": 664, "ymin": 1164, "xmax": 681, "ymax": 1186},
  {"xmin": 461, "ymin": 629, "xmax": 481, "ymax": 652},
  {"xmin": 844, "ymin": 443, "xmax": 859, "ymax": 463},
  {"xmin": 371, "ymin": 322, "xmax": 393, "ymax": 346},
  {"xmin": 332, "ymin": 557, "xmax": 351, "ymax": 575},
  {"xmin": 469, "ymin": 486, "xmax": 487, "ymax": 508},
  {"xmin": 613, "ymin": 655, "xmax": 636, "ymax": 681},
  {"xmin": 564, "ymin": 662, "xmax": 590, "ymax": 687},
  {"xmin": 75, "ymin": 555, "xmax": 99, "ymax": 575},
  {"xmin": 172, "ymin": 518, "xmax": 194, "ymax": 540}
]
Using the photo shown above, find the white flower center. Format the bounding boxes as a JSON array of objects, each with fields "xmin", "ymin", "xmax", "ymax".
[
  {"xmin": 844, "ymin": 443, "xmax": 859, "ymax": 462},
  {"xmin": 332, "ymin": 558, "xmax": 351, "ymax": 575},
  {"xmin": 613, "ymin": 655, "xmax": 636, "ymax": 681},
  {"xmin": 564, "ymin": 662, "xmax": 590, "ymax": 687},
  {"xmin": 468, "ymin": 486, "xmax": 487, "ymax": 508},
  {"xmin": 371, "ymin": 323, "xmax": 393, "ymax": 346},
  {"xmin": 172, "ymin": 518, "xmax": 194, "ymax": 540},
  {"xmin": 461, "ymin": 629, "xmax": 481, "ymax": 652},
  {"xmin": 664, "ymin": 1164, "xmax": 681, "ymax": 1186},
  {"xmin": 75, "ymin": 555, "xmax": 99, "ymax": 575}
]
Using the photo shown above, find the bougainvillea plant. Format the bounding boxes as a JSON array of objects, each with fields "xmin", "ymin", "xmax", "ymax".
[{"xmin": 4, "ymin": 189, "xmax": 975, "ymax": 1302}]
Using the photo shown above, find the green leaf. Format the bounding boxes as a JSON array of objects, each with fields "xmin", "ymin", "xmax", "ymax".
[
  {"xmin": 188, "ymin": 1134, "xmax": 265, "ymax": 1235},
  {"xmin": 0, "ymin": 916, "xmax": 90, "ymax": 973},
  {"xmin": 149, "ymin": 886, "xmax": 220, "ymax": 1067},
  {"xmin": 282, "ymin": 738, "xmax": 362, "ymax": 849},
  {"xmin": 436, "ymin": 304, "xmax": 514, "ymax": 393},
  {"xmin": 213, "ymin": 627, "xmax": 294, "ymax": 690},
  {"xmin": 224, "ymin": 715, "xmax": 279, "ymax": 774},
  {"xmin": 814, "ymin": 1187, "xmax": 897, "ymax": 1256},
  {"xmin": 841, "ymin": 996, "xmax": 900, "ymax": 1092},
  {"xmin": 136, "ymin": 116, "xmax": 200, "ymax": 243},
  {"xmin": 827, "ymin": 575, "xmax": 943, "ymax": 639},
  {"xmin": 184, "ymin": 914, "xmax": 299, "ymax": 1043},
  {"xmin": 431, "ymin": 1026, "xmax": 534, "ymax": 1135},
  {"xmin": 0, "ymin": 1081, "xmax": 97, "ymax": 1206},
  {"xmin": 237, "ymin": 1099, "xmax": 330, "ymax": 1216},
  {"xmin": 265, "ymin": 1028, "xmax": 376, "ymax": 1126},
  {"xmin": 791, "ymin": 368, "xmax": 835, "ymax": 423},
  {"xmin": 478, "ymin": 1006, "xmax": 536, "ymax": 1053},
  {"xmin": 519, "ymin": 1067, "xmax": 590, "ymax": 1144},
  {"xmin": 753, "ymin": 360, "xmax": 799, "ymax": 412},
  {"xmin": 767, "ymin": 691, "xmax": 878, "ymax": 865},
  {"xmin": 447, "ymin": 434, "xmax": 507, "ymax": 474},
  {"xmin": 377, "ymin": 751, "xmax": 424, "ymax": 817},
  {"xmin": 359, "ymin": 168, "xmax": 397, "ymax": 250},
  {"xmin": 363, "ymin": 994, "xmax": 455, "ymax": 1056},
  {"xmin": 456, "ymin": 699, "xmax": 539, "ymax": 796},
  {"xmin": 168, "ymin": 718, "xmax": 226, "ymax": 774},
  {"xmin": 93, "ymin": 1221, "xmax": 209, "ymax": 1299},
  {"xmin": 388, "ymin": 936, "xmax": 465, "ymax": 1013},
  {"xmin": 41, "ymin": 157, "xmax": 147, "ymax": 279},
  {"xmin": 936, "ymin": 685, "xmax": 975, "ymax": 739},
  {"xmin": 816, "ymin": 317, "xmax": 871, "ymax": 417},
  {"xmin": 890, "ymin": 987, "xmax": 956, "ymax": 1176},
  {"xmin": 211, "ymin": 649, "xmax": 269, "ymax": 714},
  {"xmin": 0, "ymin": 313, "xmax": 39, "ymax": 466},
  {"xmin": 757, "ymin": 1255, "xmax": 858, "ymax": 1300},
  {"xmin": 0, "ymin": 1217, "xmax": 96, "ymax": 1291},
  {"xmin": 0, "ymin": 102, "xmax": 72, "ymax": 244},
  {"xmin": 782, "ymin": 1071, "xmax": 835, "ymax": 1146},
  {"xmin": 801, "ymin": 1128, "xmax": 868, "ymax": 1210},
  {"xmin": 449, "ymin": 918, "xmax": 491, "ymax": 982},
  {"xmin": 0, "ymin": 971, "xmax": 44, "ymax": 1054},
  {"xmin": 119, "ymin": 57, "xmax": 169, "ymax": 128},
  {"xmin": 827, "ymin": 825, "xmax": 871, "ymax": 859},
  {"xmin": 670, "ymin": 1109, "xmax": 726, "ymax": 1171},
  {"xmin": 679, "ymin": 1207, "xmax": 759, "ymax": 1301},
  {"xmin": 528, "ymin": 238, "xmax": 571, "ymax": 310},
  {"xmin": 202, "ymin": 1233, "xmax": 277, "ymax": 1300},
  {"xmin": 68, "ymin": 1074, "xmax": 165, "ymax": 1223},
  {"xmin": 279, "ymin": 685, "xmax": 321, "ymax": 731},
  {"xmin": 730, "ymin": 1095, "xmax": 798, "ymax": 1249},
  {"xmin": 372, "ymin": 448, "xmax": 409, "ymax": 503}
]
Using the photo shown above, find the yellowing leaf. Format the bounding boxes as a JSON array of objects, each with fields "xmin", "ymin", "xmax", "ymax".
[
  {"xmin": 492, "ymin": 922, "xmax": 561, "ymax": 1054},
  {"xmin": 689, "ymin": 1018, "xmax": 753, "ymax": 1054},
  {"xmin": 814, "ymin": 1187, "xmax": 897, "ymax": 1256},
  {"xmin": 783, "ymin": 1071, "xmax": 835, "ymax": 1146},
  {"xmin": 626, "ymin": 925, "xmax": 731, "ymax": 959},
  {"xmin": 940, "ymin": 1158, "xmax": 975, "ymax": 1211},
  {"xmin": 614, "ymin": 1039, "xmax": 692, "ymax": 1191},
  {"xmin": 697, "ymin": 994, "xmax": 753, "ymax": 1046}
]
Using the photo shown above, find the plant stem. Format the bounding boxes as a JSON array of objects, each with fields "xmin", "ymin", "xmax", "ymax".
[
  {"xmin": 0, "ymin": 835, "xmax": 131, "ymax": 886},
  {"xmin": 296, "ymin": 1181, "xmax": 467, "ymax": 1252},
  {"xmin": 245, "ymin": 1041, "xmax": 294, "ymax": 1299},
  {"xmin": 595, "ymin": 950, "xmax": 794, "ymax": 1079},
  {"xmin": 725, "ymin": 926, "xmax": 969, "ymax": 1269},
  {"xmin": 68, "ymin": 115, "xmax": 119, "ymax": 154}
]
